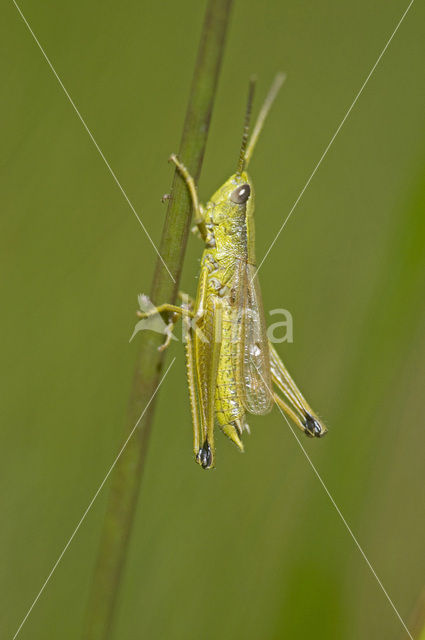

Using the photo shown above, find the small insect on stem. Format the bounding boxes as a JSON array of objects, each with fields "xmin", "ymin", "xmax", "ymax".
[{"xmin": 136, "ymin": 72, "xmax": 327, "ymax": 469}]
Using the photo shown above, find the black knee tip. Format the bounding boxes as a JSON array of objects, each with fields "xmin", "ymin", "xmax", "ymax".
[
  {"xmin": 197, "ymin": 440, "xmax": 212, "ymax": 469},
  {"xmin": 304, "ymin": 414, "xmax": 326, "ymax": 438}
]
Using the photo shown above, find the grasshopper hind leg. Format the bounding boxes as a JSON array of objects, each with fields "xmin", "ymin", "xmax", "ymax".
[
  {"xmin": 197, "ymin": 440, "xmax": 213, "ymax": 469},
  {"xmin": 304, "ymin": 414, "xmax": 325, "ymax": 438},
  {"xmin": 269, "ymin": 343, "xmax": 327, "ymax": 438},
  {"xmin": 181, "ymin": 282, "xmax": 218, "ymax": 470}
]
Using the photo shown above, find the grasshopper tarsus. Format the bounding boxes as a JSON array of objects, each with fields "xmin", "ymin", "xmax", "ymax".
[{"xmin": 157, "ymin": 319, "xmax": 176, "ymax": 352}]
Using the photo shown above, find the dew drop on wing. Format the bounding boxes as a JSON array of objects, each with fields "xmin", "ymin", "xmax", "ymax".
[{"xmin": 250, "ymin": 344, "xmax": 261, "ymax": 357}]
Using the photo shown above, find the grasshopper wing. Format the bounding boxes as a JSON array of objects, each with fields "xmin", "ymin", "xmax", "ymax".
[{"xmin": 238, "ymin": 263, "xmax": 273, "ymax": 415}]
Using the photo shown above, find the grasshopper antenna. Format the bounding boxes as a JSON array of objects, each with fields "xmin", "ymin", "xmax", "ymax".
[
  {"xmin": 236, "ymin": 76, "xmax": 256, "ymax": 176},
  {"xmin": 244, "ymin": 72, "xmax": 286, "ymax": 170}
]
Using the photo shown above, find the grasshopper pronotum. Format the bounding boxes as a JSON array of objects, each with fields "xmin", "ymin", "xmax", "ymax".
[{"xmin": 138, "ymin": 73, "xmax": 327, "ymax": 469}]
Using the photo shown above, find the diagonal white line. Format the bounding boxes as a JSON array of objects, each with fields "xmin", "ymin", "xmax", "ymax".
[
  {"xmin": 13, "ymin": 0, "xmax": 175, "ymax": 284},
  {"xmin": 11, "ymin": 357, "xmax": 176, "ymax": 640},
  {"xmin": 253, "ymin": 359, "xmax": 413, "ymax": 639},
  {"xmin": 276, "ymin": 403, "xmax": 414, "ymax": 640},
  {"xmin": 254, "ymin": 0, "xmax": 415, "ymax": 280}
]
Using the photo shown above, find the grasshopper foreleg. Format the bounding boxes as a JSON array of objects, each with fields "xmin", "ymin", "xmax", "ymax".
[{"xmin": 169, "ymin": 154, "xmax": 214, "ymax": 245}]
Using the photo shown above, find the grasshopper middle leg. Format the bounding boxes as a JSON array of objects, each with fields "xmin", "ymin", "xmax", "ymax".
[{"xmin": 137, "ymin": 297, "xmax": 194, "ymax": 351}]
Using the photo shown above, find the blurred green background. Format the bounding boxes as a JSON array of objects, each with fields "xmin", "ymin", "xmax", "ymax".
[{"xmin": 2, "ymin": 1, "xmax": 425, "ymax": 638}]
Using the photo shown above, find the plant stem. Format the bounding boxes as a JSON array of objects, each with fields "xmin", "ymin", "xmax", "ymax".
[{"xmin": 82, "ymin": 1, "xmax": 233, "ymax": 638}]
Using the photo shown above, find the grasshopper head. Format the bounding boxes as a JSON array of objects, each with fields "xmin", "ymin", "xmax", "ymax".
[
  {"xmin": 207, "ymin": 172, "xmax": 256, "ymax": 262},
  {"xmin": 209, "ymin": 171, "xmax": 252, "ymax": 208},
  {"xmin": 206, "ymin": 74, "xmax": 286, "ymax": 262}
]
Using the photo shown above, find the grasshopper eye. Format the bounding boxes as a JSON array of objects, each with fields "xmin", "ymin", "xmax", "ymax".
[{"xmin": 230, "ymin": 184, "xmax": 251, "ymax": 204}]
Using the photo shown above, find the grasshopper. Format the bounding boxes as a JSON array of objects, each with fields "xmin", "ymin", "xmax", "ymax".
[{"xmin": 138, "ymin": 73, "xmax": 327, "ymax": 469}]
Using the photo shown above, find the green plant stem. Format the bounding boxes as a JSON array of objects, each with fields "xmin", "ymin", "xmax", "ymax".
[{"xmin": 82, "ymin": 1, "xmax": 233, "ymax": 638}]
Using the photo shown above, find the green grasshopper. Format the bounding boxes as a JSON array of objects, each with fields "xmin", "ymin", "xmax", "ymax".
[{"xmin": 138, "ymin": 73, "xmax": 327, "ymax": 469}]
